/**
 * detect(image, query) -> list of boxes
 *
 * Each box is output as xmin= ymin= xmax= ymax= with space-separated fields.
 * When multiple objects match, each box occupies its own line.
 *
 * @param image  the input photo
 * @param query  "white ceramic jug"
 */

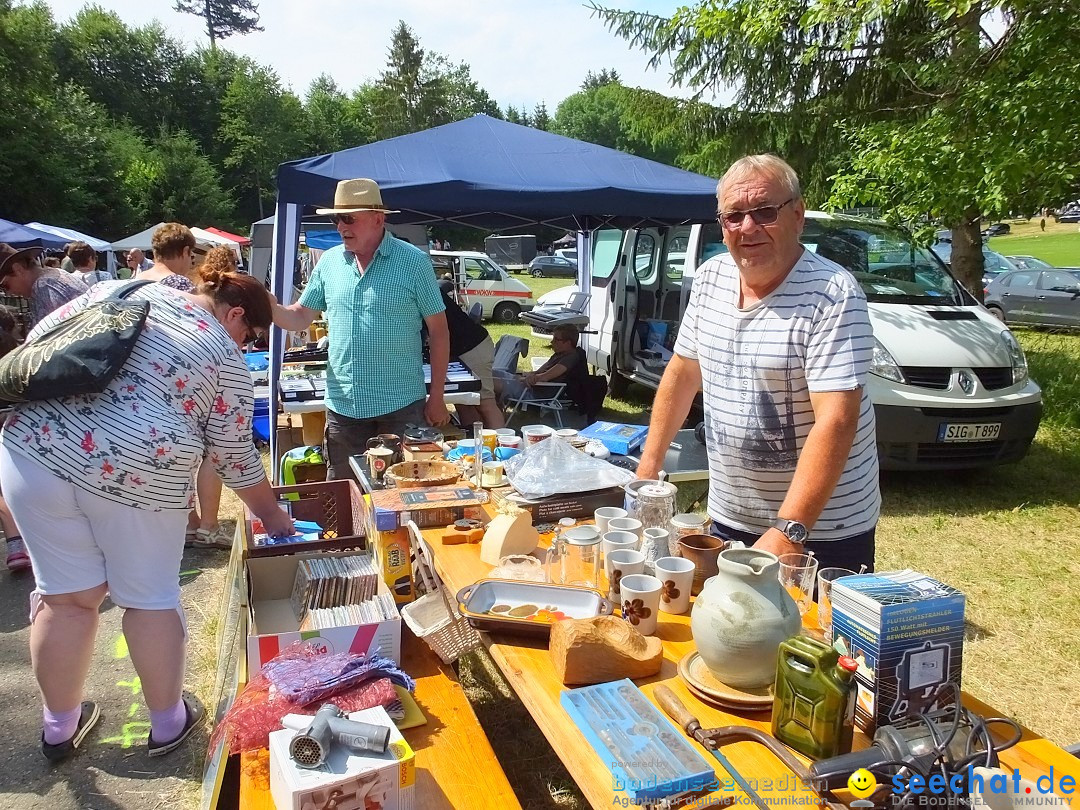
xmin=689 ymin=547 xmax=802 ymax=688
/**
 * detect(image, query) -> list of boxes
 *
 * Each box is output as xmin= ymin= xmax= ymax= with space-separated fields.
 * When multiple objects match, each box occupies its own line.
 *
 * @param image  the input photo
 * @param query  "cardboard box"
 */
xmin=830 ymin=570 xmax=965 ymax=733
xmin=578 ymin=421 xmax=649 ymax=455
xmin=246 ymin=551 xmax=401 ymax=671
xmin=366 ymin=485 xmax=486 ymax=532
xmin=270 ymin=705 xmax=414 ymax=810
xmin=367 ymin=526 xmax=415 ymax=606
xmin=501 ymin=486 xmax=626 ymax=522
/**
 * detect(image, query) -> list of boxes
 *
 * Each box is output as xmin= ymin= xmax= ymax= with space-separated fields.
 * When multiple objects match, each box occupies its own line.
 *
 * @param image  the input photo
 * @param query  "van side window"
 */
xmin=634 ymin=233 xmax=657 ymax=280
xmin=698 ymin=222 xmax=728 ymax=264
xmin=591 ymin=229 xmax=622 ymax=283
xmin=664 ymin=226 xmax=691 ymax=282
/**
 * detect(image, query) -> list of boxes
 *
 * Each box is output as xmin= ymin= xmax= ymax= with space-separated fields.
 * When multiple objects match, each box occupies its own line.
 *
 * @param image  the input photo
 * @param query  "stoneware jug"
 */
xmin=690 ymin=548 xmax=802 ymax=688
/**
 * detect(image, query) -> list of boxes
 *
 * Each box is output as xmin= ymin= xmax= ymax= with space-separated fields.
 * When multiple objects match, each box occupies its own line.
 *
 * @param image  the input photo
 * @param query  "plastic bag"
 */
xmin=503 ymin=436 xmax=634 ymax=500
xmin=209 ymin=641 xmax=409 ymax=754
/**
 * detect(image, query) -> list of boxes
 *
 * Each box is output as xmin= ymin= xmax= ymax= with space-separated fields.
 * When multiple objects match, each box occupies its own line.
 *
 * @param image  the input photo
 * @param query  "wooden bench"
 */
xmin=238 ymin=628 xmax=521 ymax=809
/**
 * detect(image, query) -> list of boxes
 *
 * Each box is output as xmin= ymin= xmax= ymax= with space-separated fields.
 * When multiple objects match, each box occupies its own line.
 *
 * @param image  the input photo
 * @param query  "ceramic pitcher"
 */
xmin=689 ymin=548 xmax=802 ymax=688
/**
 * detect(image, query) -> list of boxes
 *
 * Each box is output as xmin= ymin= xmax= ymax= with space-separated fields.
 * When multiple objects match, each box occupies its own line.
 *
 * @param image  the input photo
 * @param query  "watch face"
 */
xmin=786 ymin=521 xmax=809 ymax=544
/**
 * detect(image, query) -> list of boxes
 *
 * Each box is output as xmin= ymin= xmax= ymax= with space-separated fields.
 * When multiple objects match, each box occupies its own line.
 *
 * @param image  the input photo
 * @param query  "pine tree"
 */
xmin=173 ymin=0 xmax=262 ymax=49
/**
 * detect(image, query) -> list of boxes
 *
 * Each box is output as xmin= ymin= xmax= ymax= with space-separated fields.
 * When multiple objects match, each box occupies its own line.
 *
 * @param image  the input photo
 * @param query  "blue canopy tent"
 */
xmin=0 ymin=218 xmax=70 ymax=249
xmin=25 ymin=222 xmax=118 ymax=275
xmin=267 ymin=114 xmax=718 ymax=472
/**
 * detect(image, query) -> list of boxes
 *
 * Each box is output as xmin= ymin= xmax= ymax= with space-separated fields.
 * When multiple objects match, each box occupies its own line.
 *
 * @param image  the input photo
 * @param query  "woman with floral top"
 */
xmin=0 ymin=267 xmax=293 ymax=763
xmin=135 ymin=222 xmax=201 ymax=291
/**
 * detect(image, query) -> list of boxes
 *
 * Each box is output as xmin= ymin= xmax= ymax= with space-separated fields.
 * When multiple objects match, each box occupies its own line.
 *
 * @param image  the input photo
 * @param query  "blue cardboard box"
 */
xmin=579 ymin=421 xmax=649 ymax=455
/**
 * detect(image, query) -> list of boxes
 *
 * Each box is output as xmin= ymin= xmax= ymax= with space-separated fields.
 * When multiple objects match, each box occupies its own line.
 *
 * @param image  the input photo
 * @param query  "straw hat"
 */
xmin=316 ymin=178 xmax=400 ymax=215
xmin=0 ymin=243 xmax=44 ymax=276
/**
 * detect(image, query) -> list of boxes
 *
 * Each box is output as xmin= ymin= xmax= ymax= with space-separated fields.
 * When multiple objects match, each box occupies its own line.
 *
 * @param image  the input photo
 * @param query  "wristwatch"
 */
xmin=772 ymin=518 xmax=810 ymax=547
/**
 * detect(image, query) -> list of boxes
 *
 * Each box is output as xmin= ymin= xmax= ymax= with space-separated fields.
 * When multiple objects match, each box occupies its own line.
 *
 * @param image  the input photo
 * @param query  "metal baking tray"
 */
xmin=456 ymin=579 xmax=613 ymax=637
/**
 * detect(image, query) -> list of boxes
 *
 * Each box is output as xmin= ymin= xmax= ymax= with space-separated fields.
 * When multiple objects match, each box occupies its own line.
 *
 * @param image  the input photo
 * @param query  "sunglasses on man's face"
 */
xmin=717 ymin=198 xmax=795 ymax=231
xmin=330 ymin=213 xmax=357 ymax=225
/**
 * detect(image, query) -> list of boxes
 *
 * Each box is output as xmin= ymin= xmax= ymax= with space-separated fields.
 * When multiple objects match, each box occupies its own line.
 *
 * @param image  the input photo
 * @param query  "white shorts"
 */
xmin=0 ymin=443 xmax=188 ymax=611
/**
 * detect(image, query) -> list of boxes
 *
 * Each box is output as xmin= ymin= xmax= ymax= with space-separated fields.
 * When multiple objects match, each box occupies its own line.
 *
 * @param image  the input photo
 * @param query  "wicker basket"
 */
xmin=385 ymin=460 xmax=460 ymax=489
xmin=402 ymin=520 xmax=482 ymax=664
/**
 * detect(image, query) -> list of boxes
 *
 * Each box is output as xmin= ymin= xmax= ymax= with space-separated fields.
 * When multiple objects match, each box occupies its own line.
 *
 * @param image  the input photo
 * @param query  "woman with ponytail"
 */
xmin=0 ymin=268 xmax=292 ymax=762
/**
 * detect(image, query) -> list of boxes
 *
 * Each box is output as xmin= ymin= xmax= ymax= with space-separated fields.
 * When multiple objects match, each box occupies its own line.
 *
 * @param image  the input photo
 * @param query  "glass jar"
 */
xmin=629 ymin=481 xmax=677 ymax=567
xmin=546 ymin=525 xmax=601 ymax=589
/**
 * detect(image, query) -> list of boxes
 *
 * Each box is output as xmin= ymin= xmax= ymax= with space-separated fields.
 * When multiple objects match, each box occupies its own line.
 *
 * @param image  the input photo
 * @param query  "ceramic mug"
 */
xmin=608 ymin=517 xmax=643 ymax=543
xmin=620 ymin=573 xmax=662 ymax=635
xmin=594 ymin=506 xmax=628 ymax=561
xmin=482 ymin=461 xmax=504 ymax=487
xmin=654 ymin=556 xmax=695 ymax=615
xmin=481 ymin=429 xmax=499 ymax=453
xmin=365 ymin=445 xmax=394 ymax=481
xmin=606 ymin=548 xmax=645 ymax=602
xmin=521 ymin=425 xmax=552 ymax=444
xmin=497 ymin=435 xmax=522 ymax=449
xmin=602 ymin=530 xmax=639 ymax=584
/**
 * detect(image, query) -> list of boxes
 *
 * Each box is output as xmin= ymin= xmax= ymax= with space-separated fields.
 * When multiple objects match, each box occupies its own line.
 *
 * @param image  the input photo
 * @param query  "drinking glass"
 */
xmin=777 ymin=552 xmax=819 ymax=617
xmin=816 ymin=567 xmax=857 ymax=643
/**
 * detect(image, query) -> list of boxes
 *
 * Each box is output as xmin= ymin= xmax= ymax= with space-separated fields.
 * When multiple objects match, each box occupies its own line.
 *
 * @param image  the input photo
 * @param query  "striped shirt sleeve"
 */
xmin=804 ymin=276 xmax=873 ymax=392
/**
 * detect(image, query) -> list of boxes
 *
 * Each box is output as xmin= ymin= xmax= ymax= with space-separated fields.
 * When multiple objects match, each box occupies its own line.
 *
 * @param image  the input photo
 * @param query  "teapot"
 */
xmin=689 ymin=548 xmax=801 ymax=688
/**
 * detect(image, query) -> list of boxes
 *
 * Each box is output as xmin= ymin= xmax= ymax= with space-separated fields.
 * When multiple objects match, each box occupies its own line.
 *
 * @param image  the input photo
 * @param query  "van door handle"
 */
xmin=1037 ymin=295 xmax=1047 ymax=300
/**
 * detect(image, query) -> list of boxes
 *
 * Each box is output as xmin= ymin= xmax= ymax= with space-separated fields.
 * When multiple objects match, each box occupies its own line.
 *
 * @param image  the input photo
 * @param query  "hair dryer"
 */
xmin=288 ymin=703 xmax=391 ymax=769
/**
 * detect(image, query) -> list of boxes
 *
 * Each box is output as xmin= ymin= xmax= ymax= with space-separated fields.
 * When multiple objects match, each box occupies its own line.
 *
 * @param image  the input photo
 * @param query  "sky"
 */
xmin=41 ymin=0 xmax=718 ymax=111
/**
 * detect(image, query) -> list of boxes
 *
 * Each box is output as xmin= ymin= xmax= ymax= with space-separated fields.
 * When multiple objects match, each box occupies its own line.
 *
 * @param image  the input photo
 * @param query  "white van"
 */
xmin=430 ymin=250 xmax=535 ymax=323
xmin=575 ymin=214 xmax=1043 ymax=470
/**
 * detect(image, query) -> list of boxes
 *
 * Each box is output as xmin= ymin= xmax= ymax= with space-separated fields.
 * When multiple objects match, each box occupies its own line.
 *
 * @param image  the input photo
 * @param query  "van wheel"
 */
xmin=987 ymin=305 xmax=1006 ymax=323
xmin=493 ymin=302 xmax=519 ymax=323
xmin=607 ymin=369 xmax=630 ymax=398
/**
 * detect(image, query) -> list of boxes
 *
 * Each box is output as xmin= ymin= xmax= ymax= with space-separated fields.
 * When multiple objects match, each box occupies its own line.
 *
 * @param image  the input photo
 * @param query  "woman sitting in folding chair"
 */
xmin=496 ymin=324 xmax=582 ymax=424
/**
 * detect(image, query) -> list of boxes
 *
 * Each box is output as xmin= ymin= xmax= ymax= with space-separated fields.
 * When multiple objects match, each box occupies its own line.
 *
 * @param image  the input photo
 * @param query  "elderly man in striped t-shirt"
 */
xmin=636 ymin=155 xmax=880 ymax=573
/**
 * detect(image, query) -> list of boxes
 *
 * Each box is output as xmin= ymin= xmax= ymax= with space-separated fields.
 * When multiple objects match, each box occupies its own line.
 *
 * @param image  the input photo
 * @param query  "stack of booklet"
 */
xmin=289 ymin=554 xmax=384 ymax=629
xmin=301 ymin=593 xmax=399 ymax=631
xmin=829 ymin=569 xmax=965 ymax=732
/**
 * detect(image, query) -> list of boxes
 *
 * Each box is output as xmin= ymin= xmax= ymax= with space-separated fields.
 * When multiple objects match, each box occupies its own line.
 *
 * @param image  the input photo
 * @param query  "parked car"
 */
xmin=931 ymin=241 xmax=1018 ymax=288
xmin=982 ymin=223 xmax=1011 ymax=237
xmin=984 ymin=269 xmax=1080 ymax=329
xmin=1006 ymin=256 xmax=1054 ymax=272
xmin=553 ymin=248 xmax=577 ymax=262
xmin=528 ymin=255 xmax=577 ymax=278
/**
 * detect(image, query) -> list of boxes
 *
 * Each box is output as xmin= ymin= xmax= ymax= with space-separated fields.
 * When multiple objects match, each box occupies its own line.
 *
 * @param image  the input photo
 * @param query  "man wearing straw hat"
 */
xmin=269 ymin=179 xmax=450 ymax=480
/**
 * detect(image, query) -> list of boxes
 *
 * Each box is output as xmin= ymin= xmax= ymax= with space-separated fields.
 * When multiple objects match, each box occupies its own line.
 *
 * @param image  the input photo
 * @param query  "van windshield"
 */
xmin=802 ymin=218 xmax=964 ymax=304
xmin=698 ymin=219 xmax=964 ymax=304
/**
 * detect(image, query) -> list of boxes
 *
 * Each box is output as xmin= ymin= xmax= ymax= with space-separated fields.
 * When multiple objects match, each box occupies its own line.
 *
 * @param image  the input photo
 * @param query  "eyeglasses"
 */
xmin=330 ymin=213 xmax=356 ymax=225
xmin=717 ymin=198 xmax=795 ymax=230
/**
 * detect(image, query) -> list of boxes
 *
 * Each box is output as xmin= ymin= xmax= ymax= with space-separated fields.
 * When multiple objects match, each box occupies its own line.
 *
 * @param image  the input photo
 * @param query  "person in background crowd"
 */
xmin=269 ymin=178 xmax=450 ymax=480
xmin=0 ymin=244 xmax=88 ymax=327
xmin=0 ymin=267 xmax=292 ymax=762
xmin=435 ymin=278 xmax=505 ymax=428
xmin=185 ymin=245 xmax=240 ymax=548
xmin=125 ymin=248 xmax=152 ymax=276
xmin=137 ymin=224 xmax=199 ymax=291
xmin=42 ymin=257 xmax=62 ymax=269
xmin=69 ymin=241 xmax=111 ymax=287
xmin=61 ymin=244 xmax=75 ymax=273
xmin=635 ymin=154 xmax=879 ymax=574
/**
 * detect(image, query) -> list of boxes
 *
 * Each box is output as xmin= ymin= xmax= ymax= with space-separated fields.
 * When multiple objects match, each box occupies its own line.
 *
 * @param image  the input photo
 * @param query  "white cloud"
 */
xmin=41 ymin=0 xmax=719 ymax=110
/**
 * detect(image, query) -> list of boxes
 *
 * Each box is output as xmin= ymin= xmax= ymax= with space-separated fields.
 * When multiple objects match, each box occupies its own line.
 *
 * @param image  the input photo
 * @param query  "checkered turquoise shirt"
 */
xmin=298 ymin=231 xmax=444 ymax=419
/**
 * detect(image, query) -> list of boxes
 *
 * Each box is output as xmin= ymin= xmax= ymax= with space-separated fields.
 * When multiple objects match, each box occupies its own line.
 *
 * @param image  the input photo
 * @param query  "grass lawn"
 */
xmin=990 ymin=218 xmax=1080 ymax=266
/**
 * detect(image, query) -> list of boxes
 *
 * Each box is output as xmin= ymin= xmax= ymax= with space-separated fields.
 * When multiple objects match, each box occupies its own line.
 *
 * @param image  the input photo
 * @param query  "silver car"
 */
xmin=985 ymin=269 xmax=1080 ymax=328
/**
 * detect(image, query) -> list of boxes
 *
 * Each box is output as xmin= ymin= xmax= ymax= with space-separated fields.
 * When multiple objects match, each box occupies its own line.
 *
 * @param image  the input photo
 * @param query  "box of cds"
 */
xmin=246 ymin=550 xmax=401 ymax=671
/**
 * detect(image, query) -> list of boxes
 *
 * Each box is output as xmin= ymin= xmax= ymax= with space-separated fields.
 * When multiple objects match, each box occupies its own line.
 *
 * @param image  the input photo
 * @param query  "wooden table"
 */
xmin=238 ymin=628 xmax=522 ymax=809
xmin=423 ymin=515 xmax=1080 ymax=808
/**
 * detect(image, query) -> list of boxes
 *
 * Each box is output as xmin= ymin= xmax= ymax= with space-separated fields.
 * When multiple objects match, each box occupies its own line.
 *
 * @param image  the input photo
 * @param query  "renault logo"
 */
xmin=957 ymin=369 xmax=976 ymax=396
